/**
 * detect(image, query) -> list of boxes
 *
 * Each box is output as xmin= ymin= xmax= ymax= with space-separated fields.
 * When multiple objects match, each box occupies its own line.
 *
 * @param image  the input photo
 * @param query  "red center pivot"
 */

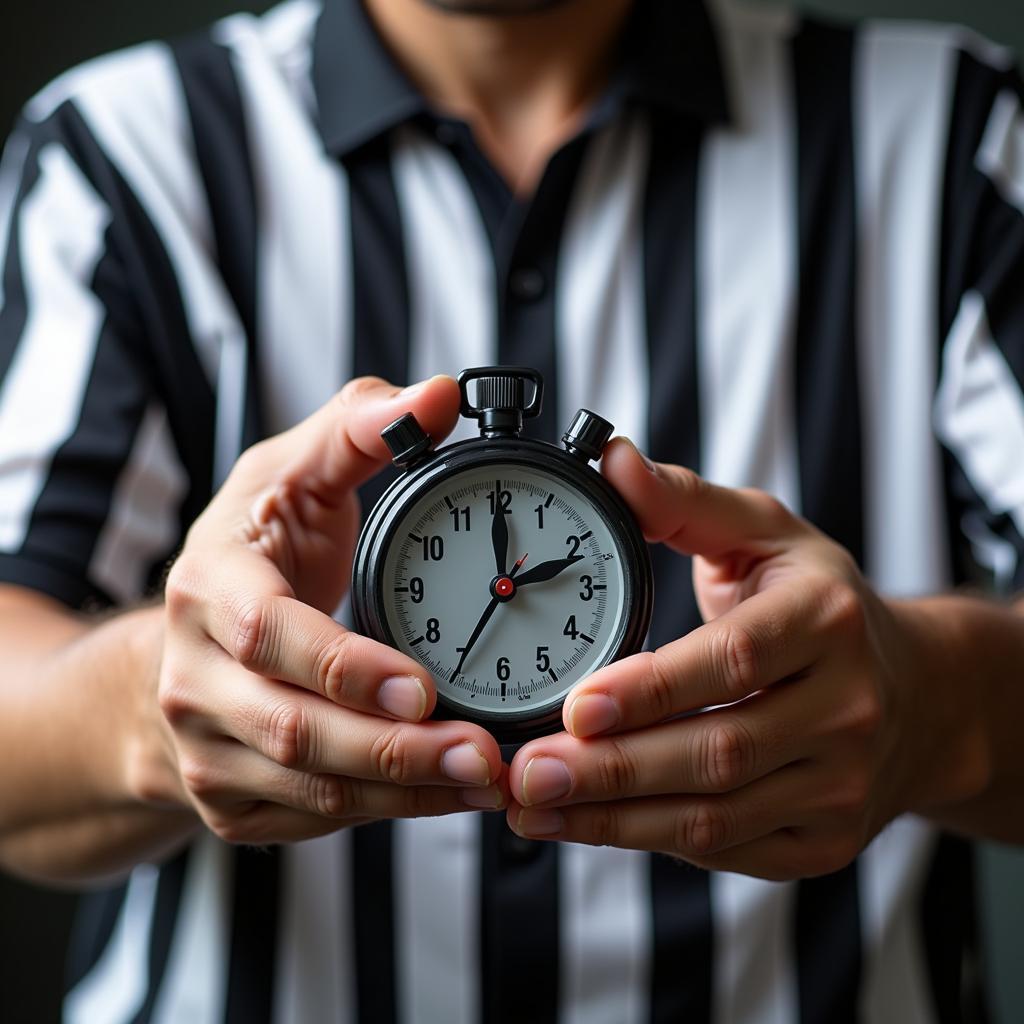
xmin=494 ymin=576 xmax=515 ymax=598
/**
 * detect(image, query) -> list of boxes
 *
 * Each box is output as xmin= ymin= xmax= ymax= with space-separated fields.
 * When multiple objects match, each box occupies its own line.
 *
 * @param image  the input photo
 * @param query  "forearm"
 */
xmin=0 ymin=588 xmax=197 ymax=883
xmin=893 ymin=591 xmax=1024 ymax=842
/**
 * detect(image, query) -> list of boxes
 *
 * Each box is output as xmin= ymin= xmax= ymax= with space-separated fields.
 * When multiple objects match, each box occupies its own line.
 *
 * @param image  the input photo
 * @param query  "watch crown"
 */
xmin=381 ymin=413 xmax=433 ymax=469
xmin=562 ymin=409 xmax=614 ymax=463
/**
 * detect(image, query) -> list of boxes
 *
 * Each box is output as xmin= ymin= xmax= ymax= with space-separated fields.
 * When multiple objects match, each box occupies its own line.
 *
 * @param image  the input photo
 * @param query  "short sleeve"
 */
xmin=935 ymin=52 xmax=1024 ymax=595
xmin=0 ymin=106 xmax=188 ymax=609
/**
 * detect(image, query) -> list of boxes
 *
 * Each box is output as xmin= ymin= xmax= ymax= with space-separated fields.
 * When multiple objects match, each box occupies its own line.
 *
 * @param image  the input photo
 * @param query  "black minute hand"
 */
xmin=450 ymin=554 xmax=527 ymax=682
xmin=514 ymin=555 xmax=584 ymax=588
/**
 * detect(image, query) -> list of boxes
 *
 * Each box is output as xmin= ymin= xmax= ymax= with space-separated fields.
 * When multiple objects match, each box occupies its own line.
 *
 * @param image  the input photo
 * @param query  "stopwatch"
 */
xmin=351 ymin=367 xmax=653 ymax=743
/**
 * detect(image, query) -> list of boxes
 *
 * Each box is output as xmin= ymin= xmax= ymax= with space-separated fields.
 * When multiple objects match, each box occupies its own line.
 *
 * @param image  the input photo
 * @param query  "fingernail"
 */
xmin=522 ymin=756 xmax=572 ymax=806
xmin=442 ymin=742 xmax=491 ymax=785
xmin=568 ymin=693 xmax=620 ymax=738
xmin=516 ymin=808 xmax=564 ymax=837
xmin=378 ymin=676 xmax=427 ymax=721
xmin=461 ymin=785 xmax=505 ymax=810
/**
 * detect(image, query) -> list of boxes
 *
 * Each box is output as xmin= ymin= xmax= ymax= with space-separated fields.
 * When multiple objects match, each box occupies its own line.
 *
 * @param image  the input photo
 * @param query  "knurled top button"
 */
xmin=509 ymin=266 xmax=546 ymax=302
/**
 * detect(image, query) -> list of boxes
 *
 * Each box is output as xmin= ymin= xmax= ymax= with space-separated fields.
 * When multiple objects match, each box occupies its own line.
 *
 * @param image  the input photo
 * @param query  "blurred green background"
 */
xmin=1 ymin=1 xmax=1023 ymax=1021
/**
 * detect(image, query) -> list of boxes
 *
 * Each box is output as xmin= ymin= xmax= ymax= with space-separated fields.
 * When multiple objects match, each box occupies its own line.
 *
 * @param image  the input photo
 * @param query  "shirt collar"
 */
xmin=311 ymin=0 xmax=732 ymax=158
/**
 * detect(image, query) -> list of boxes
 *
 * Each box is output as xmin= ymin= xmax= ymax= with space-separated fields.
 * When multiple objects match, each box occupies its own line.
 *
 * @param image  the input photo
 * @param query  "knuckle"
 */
xmin=712 ymin=622 xmax=760 ymax=700
xmin=229 ymin=597 xmax=274 ymax=670
xmin=404 ymin=783 xmax=444 ymax=819
xmin=743 ymin=488 xmax=792 ymax=529
xmin=369 ymin=725 xmax=416 ymax=785
xmin=261 ymin=699 xmax=313 ymax=770
xmin=673 ymin=801 xmax=731 ymax=857
xmin=595 ymin=739 xmax=640 ymax=799
xmin=231 ymin=440 xmax=274 ymax=481
xmin=207 ymin=810 xmax=254 ymax=846
xmin=699 ymin=720 xmax=751 ymax=791
xmin=585 ymin=803 xmax=621 ymax=848
xmin=316 ymin=631 xmax=355 ymax=704
xmin=638 ymin=651 xmax=678 ymax=722
xmin=673 ymin=465 xmax=710 ymax=502
xmin=179 ymin=756 xmax=219 ymax=800
xmin=821 ymin=580 xmax=866 ymax=639
xmin=850 ymin=688 xmax=883 ymax=738
xmin=157 ymin=670 xmax=197 ymax=727
xmin=164 ymin=555 xmax=204 ymax=622
xmin=303 ymin=773 xmax=347 ymax=818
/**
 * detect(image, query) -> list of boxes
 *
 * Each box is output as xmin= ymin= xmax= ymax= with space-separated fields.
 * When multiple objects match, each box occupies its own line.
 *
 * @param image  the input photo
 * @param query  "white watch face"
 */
xmin=381 ymin=463 xmax=628 ymax=719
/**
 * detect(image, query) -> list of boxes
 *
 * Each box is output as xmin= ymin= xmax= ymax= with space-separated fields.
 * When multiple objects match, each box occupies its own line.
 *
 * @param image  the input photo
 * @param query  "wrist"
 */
xmin=111 ymin=604 xmax=191 ymax=811
xmin=883 ymin=594 xmax=997 ymax=819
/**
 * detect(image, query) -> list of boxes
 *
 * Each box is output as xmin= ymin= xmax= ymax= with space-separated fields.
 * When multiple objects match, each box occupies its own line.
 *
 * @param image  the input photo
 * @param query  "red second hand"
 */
xmin=512 ymin=553 xmax=528 ymax=575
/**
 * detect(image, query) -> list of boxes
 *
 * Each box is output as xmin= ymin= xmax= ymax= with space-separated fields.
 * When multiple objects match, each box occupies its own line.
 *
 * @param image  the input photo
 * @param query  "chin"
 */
xmin=418 ymin=0 xmax=575 ymax=14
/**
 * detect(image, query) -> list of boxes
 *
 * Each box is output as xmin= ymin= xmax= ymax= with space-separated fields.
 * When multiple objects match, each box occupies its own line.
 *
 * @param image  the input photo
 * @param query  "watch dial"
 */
xmin=381 ymin=463 xmax=628 ymax=720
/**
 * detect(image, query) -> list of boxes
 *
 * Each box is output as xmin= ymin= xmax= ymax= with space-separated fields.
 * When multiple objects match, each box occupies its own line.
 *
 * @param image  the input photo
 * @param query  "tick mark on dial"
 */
xmin=443 ymin=495 xmax=454 ymax=510
xmin=580 ymin=634 xmax=595 ymax=644
xmin=409 ymin=532 xmax=423 ymax=543
xmin=548 ymin=668 xmax=559 ymax=683
xmin=579 ymin=530 xmax=592 ymax=541
xmin=410 ymin=634 xmax=425 ymax=646
xmin=544 ymin=493 xmax=555 ymax=508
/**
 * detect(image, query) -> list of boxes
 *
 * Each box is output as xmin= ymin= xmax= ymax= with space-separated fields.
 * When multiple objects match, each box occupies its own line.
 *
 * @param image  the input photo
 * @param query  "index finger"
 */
xmin=169 ymin=550 xmax=435 ymax=722
xmin=563 ymin=579 xmax=828 ymax=737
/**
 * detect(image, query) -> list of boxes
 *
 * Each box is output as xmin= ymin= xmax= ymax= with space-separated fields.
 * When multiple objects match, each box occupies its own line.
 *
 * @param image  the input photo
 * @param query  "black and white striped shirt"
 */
xmin=1 ymin=0 xmax=1022 ymax=1020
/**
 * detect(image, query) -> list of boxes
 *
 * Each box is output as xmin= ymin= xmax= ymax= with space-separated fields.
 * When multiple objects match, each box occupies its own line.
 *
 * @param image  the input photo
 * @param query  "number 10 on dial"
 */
xmin=351 ymin=368 xmax=653 ymax=743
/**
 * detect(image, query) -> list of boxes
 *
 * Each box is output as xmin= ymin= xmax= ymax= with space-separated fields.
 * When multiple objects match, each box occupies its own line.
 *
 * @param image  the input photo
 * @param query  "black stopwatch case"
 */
xmin=352 ymin=439 xmax=653 ymax=742
xmin=351 ymin=372 xmax=654 ymax=744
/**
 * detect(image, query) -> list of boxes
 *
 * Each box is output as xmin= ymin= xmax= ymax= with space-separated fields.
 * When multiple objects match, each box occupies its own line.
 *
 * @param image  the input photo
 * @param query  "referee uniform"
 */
xmin=1 ymin=0 xmax=1022 ymax=1020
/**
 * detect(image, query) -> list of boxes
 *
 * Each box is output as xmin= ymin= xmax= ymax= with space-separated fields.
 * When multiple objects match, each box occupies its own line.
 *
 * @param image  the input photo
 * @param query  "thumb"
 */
xmin=601 ymin=437 xmax=807 ymax=561
xmin=239 ymin=374 xmax=462 ymax=499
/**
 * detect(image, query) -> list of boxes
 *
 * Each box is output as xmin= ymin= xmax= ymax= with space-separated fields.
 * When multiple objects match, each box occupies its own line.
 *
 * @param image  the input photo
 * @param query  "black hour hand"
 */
xmin=514 ymin=555 xmax=584 ymax=588
xmin=491 ymin=504 xmax=509 ymax=576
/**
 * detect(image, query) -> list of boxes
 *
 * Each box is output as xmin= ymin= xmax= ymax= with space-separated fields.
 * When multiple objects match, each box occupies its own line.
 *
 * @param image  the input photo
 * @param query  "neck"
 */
xmin=363 ymin=0 xmax=633 ymax=194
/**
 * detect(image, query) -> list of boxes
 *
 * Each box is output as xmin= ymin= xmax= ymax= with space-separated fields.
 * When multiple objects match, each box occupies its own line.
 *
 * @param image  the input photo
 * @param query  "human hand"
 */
xmin=506 ymin=439 xmax=987 ymax=879
xmin=152 ymin=376 xmax=507 ymax=845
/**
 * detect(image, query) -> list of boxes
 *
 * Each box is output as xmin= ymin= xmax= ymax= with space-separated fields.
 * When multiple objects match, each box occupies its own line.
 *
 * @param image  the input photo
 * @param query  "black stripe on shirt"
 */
xmin=224 ymin=846 xmax=281 ymax=1024
xmin=132 ymin=848 xmax=190 ymax=1024
xmin=792 ymin=17 xmax=863 ymax=566
xmin=348 ymin=137 xmax=412 ymax=518
xmin=0 ymin=125 xmax=41 ymax=388
xmin=643 ymin=112 xmax=713 ymax=1024
xmin=64 ymin=884 xmax=128 ymax=995
xmin=480 ymin=815 xmax=560 ymax=1024
xmin=172 ymin=31 xmax=264 ymax=452
xmin=352 ymin=822 xmax=398 ymax=1024
xmin=791 ymin=21 xmax=864 ymax=1024
xmin=53 ymin=100 xmax=216 ymax=540
xmin=921 ymin=834 xmax=989 ymax=1024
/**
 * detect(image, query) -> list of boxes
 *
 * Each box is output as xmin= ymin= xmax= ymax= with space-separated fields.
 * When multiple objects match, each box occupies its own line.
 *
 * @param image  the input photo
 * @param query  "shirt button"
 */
xmin=509 ymin=266 xmax=546 ymax=302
